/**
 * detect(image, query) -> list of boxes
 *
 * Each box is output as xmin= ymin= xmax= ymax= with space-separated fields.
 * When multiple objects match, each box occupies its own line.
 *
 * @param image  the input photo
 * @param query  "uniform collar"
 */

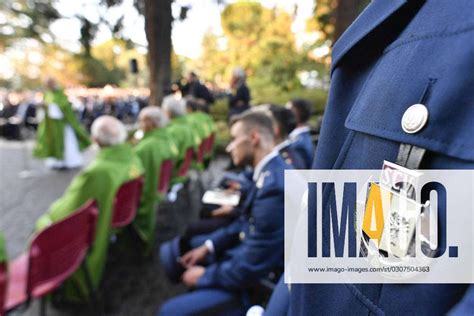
xmin=253 ymin=149 xmax=278 ymax=182
xmin=331 ymin=0 xmax=407 ymax=75
xmin=274 ymin=139 xmax=291 ymax=152
xmin=289 ymin=126 xmax=311 ymax=140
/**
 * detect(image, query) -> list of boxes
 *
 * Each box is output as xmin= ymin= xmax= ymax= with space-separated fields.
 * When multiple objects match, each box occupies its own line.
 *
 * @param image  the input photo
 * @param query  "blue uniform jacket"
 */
xmin=289 ymin=130 xmax=314 ymax=169
xmin=291 ymin=0 xmax=474 ymax=315
xmin=197 ymin=155 xmax=291 ymax=290
xmin=280 ymin=142 xmax=307 ymax=170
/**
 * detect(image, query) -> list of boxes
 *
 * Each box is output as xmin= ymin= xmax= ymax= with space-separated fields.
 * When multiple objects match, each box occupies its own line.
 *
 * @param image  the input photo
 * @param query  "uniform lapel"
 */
xmin=240 ymin=182 xmax=258 ymax=216
xmin=331 ymin=0 xmax=407 ymax=74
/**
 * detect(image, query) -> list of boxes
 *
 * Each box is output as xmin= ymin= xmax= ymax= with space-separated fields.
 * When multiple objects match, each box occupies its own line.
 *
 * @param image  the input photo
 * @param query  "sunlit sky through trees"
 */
xmin=50 ymin=0 xmax=314 ymax=59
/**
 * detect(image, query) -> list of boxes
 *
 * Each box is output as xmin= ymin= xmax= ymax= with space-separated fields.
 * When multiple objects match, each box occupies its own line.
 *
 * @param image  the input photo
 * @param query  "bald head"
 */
xmin=91 ymin=116 xmax=127 ymax=147
xmin=138 ymin=106 xmax=167 ymax=132
xmin=162 ymin=97 xmax=186 ymax=119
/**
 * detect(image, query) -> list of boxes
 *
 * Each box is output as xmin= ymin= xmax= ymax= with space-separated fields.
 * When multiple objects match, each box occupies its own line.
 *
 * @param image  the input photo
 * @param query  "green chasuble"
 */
xmin=186 ymin=113 xmax=209 ymax=170
xmin=0 ymin=232 xmax=6 ymax=264
xmin=35 ymin=143 xmax=144 ymax=302
xmin=165 ymin=115 xmax=199 ymax=182
xmin=186 ymin=113 xmax=208 ymax=143
xmin=133 ymin=128 xmax=178 ymax=247
xmin=34 ymin=89 xmax=91 ymax=159
xmin=194 ymin=112 xmax=216 ymax=159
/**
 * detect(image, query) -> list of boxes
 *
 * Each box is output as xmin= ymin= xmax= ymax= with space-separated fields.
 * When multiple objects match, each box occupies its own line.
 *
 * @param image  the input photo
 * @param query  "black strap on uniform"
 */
xmin=396 ymin=143 xmax=426 ymax=169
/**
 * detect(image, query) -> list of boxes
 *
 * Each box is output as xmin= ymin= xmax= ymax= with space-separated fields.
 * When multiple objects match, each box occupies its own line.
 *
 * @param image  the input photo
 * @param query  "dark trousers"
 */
xmin=158 ymin=288 xmax=244 ymax=316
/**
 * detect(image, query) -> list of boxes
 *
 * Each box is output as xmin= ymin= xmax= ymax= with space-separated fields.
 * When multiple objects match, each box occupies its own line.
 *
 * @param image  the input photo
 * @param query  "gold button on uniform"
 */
xmin=401 ymin=103 xmax=429 ymax=134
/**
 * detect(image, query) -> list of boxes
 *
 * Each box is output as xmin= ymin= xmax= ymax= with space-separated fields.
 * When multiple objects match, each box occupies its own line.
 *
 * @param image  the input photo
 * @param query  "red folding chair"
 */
xmin=158 ymin=159 xmax=174 ymax=195
xmin=177 ymin=148 xmax=194 ymax=177
xmin=205 ymin=133 xmax=215 ymax=156
xmin=0 ymin=260 xmax=6 ymax=316
xmin=196 ymin=141 xmax=206 ymax=164
xmin=4 ymin=200 xmax=98 ymax=315
xmin=111 ymin=177 xmax=144 ymax=229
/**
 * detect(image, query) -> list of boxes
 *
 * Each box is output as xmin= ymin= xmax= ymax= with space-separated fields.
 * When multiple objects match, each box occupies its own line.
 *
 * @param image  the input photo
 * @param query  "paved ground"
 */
xmin=0 ymin=138 xmax=230 ymax=315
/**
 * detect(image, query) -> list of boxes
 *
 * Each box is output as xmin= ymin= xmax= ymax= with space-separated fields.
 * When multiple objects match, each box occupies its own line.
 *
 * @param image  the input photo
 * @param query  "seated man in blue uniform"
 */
xmin=267 ymin=104 xmax=306 ymax=169
xmin=159 ymin=110 xmax=291 ymax=315
xmin=219 ymin=103 xmax=305 ymax=199
xmin=287 ymin=0 xmax=474 ymax=315
xmin=286 ymin=99 xmax=315 ymax=168
xmin=175 ymin=105 xmax=302 ymax=254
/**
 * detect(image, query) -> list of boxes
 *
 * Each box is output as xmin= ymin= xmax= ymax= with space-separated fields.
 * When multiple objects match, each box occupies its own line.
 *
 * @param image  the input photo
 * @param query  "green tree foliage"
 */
xmin=79 ymin=16 xmax=98 ymax=57
xmin=198 ymin=2 xmax=311 ymax=93
xmin=309 ymin=0 xmax=369 ymax=44
xmin=0 ymin=0 xmax=60 ymax=51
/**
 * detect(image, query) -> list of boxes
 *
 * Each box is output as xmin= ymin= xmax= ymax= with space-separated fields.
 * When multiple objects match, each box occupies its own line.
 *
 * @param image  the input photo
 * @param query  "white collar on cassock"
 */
xmin=289 ymin=126 xmax=311 ymax=140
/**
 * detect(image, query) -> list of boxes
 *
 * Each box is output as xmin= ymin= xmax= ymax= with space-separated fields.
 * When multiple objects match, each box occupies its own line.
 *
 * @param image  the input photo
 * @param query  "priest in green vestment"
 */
xmin=184 ymin=98 xmax=215 ymax=170
xmin=133 ymin=106 xmax=179 ymax=248
xmin=35 ymin=116 xmax=144 ymax=302
xmin=162 ymin=98 xmax=199 ymax=183
xmin=33 ymin=77 xmax=91 ymax=169
xmin=0 ymin=232 xmax=6 ymax=265
xmin=202 ymin=111 xmax=217 ymax=161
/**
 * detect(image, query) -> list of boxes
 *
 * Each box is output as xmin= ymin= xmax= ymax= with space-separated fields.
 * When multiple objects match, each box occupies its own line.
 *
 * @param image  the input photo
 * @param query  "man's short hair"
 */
xmin=289 ymin=99 xmax=312 ymax=124
xmin=268 ymin=104 xmax=296 ymax=138
xmin=230 ymin=109 xmax=274 ymax=143
xmin=91 ymin=115 xmax=127 ymax=146
xmin=162 ymin=97 xmax=186 ymax=118
xmin=139 ymin=106 xmax=167 ymax=128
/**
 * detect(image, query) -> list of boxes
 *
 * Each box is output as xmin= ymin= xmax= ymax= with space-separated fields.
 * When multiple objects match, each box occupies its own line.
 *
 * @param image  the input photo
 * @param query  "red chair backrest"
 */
xmin=158 ymin=159 xmax=174 ymax=194
xmin=196 ymin=141 xmax=206 ymax=163
xmin=205 ymin=133 xmax=215 ymax=155
xmin=112 ymin=177 xmax=143 ymax=228
xmin=0 ymin=262 xmax=6 ymax=316
xmin=26 ymin=200 xmax=98 ymax=298
xmin=177 ymin=148 xmax=194 ymax=177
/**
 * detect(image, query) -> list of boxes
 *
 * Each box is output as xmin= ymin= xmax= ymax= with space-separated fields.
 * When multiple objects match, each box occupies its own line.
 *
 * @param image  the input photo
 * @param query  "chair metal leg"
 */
xmin=81 ymin=263 xmax=104 ymax=316
xmin=39 ymin=297 xmax=46 ymax=316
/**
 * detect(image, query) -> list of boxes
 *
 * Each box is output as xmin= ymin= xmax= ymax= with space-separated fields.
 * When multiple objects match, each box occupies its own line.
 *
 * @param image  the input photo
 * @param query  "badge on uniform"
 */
xmin=360 ymin=161 xmax=431 ymax=258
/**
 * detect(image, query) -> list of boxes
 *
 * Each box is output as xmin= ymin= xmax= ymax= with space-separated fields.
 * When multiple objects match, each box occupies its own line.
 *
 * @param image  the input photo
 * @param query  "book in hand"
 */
xmin=202 ymin=189 xmax=241 ymax=206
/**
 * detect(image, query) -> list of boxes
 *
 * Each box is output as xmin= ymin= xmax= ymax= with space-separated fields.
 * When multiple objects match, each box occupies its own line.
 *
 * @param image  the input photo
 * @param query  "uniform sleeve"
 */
xmin=207 ymin=219 xmax=243 ymax=254
xmin=197 ymin=186 xmax=284 ymax=290
xmin=448 ymin=285 xmax=474 ymax=315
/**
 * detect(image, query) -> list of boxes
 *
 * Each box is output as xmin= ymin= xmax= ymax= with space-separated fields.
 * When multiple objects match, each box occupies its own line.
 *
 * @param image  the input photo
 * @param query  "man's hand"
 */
xmin=211 ymin=205 xmax=234 ymax=217
xmin=182 ymin=266 xmax=205 ymax=288
xmin=225 ymin=180 xmax=241 ymax=192
xmin=180 ymin=245 xmax=209 ymax=268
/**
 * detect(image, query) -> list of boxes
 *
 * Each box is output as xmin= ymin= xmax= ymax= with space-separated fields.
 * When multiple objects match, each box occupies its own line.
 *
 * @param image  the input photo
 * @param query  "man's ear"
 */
xmin=274 ymin=126 xmax=280 ymax=139
xmin=91 ymin=136 xmax=100 ymax=146
xmin=249 ymin=128 xmax=260 ymax=146
xmin=144 ymin=117 xmax=153 ymax=130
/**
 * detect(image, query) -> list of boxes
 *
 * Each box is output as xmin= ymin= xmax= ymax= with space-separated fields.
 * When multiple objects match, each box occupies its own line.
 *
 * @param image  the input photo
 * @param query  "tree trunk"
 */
xmin=144 ymin=0 xmax=172 ymax=106
xmin=333 ymin=0 xmax=366 ymax=42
